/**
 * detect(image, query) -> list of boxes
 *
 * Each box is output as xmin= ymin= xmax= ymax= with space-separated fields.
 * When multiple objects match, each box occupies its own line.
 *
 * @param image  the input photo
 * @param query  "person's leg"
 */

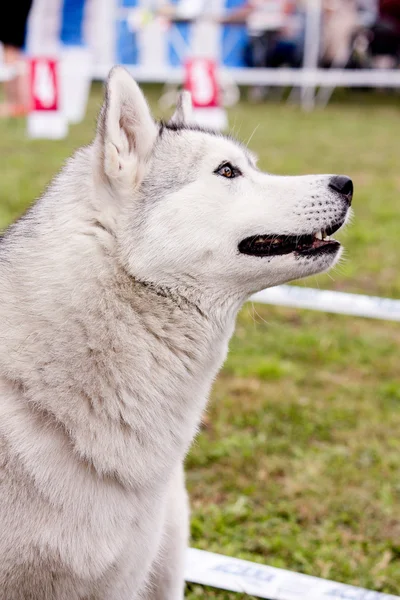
xmin=0 ymin=45 xmax=30 ymax=116
xmin=3 ymin=46 xmax=21 ymax=105
xmin=0 ymin=0 xmax=33 ymax=116
xmin=248 ymin=33 xmax=270 ymax=102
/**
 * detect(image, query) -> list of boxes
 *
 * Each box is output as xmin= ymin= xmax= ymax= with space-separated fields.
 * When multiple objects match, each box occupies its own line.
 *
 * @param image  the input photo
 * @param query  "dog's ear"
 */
xmin=96 ymin=67 xmax=157 ymax=183
xmin=169 ymin=90 xmax=193 ymax=125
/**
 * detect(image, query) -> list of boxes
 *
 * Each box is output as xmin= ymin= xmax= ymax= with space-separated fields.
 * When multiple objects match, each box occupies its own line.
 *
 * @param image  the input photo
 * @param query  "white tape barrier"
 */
xmin=186 ymin=548 xmax=399 ymax=600
xmin=250 ymin=286 xmax=400 ymax=322
xmin=91 ymin=65 xmax=400 ymax=89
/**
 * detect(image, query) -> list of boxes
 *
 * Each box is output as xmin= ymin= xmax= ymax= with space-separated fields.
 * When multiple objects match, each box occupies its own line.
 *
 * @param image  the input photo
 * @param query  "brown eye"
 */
xmin=215 ymin=162 xmax=241 ymax=179
xmin=221 ymin=165 xmax=233 ymax=178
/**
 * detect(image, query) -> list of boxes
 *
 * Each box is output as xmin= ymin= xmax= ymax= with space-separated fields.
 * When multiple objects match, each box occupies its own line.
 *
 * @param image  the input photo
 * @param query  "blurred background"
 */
xmin=1 ymin=1 xmax=400 ymax=598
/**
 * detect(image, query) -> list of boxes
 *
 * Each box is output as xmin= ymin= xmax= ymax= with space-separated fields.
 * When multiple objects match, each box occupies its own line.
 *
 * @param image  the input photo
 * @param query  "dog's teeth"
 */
xmin=326 ymin=235 xmax=331 ymax=241
xmin=315 ymin=231 xmax=323 ymax=240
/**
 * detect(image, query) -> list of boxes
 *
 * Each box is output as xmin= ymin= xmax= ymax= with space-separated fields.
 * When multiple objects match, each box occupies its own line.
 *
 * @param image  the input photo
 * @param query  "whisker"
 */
xmin=246 ymin=124 xmax=260 ymax=148
xmin=253 ymin=304 xmax=270 ymax=326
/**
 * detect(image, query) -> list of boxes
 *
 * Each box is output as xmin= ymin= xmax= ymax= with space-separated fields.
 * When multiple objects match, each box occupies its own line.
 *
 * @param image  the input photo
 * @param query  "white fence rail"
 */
xmin=251 ymin=286 xmax=400 ymax=322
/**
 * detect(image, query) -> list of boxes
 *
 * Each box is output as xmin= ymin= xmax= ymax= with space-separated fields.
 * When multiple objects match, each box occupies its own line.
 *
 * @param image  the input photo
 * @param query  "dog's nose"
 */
xmin=329 ymin=175 xmax=353 ymax=204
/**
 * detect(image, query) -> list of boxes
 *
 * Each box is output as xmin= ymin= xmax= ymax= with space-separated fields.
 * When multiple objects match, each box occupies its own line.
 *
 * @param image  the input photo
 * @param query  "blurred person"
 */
xmin=321 ymin=0 xmax=360 ymax=67
xmin=351 ymin=1 xmax=379 ymax=69
xmin=357 ymin=0 xmax=378 ymax=26
xmin=369 ymin=0 xmax=400 ymax=66
xmin=221 ymin=0 xmax=305 ymax=69
xmin=0 ymin=0 xmax=33 ymax=117
xmin=219 ymin=0 xmax=306 ymax=101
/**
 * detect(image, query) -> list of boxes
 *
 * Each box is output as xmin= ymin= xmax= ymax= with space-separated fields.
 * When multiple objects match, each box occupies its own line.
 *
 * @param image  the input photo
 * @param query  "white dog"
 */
xmin=0 ymin=67 xmax=353 ymax=599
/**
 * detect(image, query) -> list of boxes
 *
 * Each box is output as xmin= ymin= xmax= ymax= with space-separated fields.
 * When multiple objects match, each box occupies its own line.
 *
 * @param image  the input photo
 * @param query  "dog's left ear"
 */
xmin=169 ymin=90 xmax=193 ymax=125
xmin=96 ymin=66 xmax=157 ymax=183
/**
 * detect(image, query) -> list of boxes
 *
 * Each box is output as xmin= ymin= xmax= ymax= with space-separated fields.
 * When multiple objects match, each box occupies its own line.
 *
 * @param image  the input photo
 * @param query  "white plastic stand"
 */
xmin=191 ymin=106 xmax=228 ymax=130
xmin=60 ymin=46 xmax=92 ymax=125
xmin=27 ymin=112 xmax=68 ymax=139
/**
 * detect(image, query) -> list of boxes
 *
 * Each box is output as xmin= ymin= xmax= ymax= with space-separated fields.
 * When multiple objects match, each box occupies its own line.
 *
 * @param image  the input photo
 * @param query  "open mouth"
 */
xmin=238 ymin=222 xmax=343 ymax=258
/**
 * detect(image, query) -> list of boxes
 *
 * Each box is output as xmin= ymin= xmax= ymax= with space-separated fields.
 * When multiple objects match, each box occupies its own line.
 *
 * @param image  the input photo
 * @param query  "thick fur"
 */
xmin=0 ymin=67 xmax=352 ymax=599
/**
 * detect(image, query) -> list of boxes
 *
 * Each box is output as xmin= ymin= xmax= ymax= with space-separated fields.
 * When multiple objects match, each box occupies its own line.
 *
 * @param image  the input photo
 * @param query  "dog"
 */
xmin=0 ymin=67 xmax=353 ymax=599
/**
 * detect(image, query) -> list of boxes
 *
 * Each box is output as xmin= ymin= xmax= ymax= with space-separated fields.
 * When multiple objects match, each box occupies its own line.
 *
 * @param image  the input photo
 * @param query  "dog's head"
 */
xmin=95 ymin=68 xmax=353 ymax=303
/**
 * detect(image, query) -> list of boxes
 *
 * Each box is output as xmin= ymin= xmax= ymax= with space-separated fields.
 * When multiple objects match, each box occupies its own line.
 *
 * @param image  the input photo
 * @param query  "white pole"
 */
xmin=301 ymin=0 xmax=322 ymax=110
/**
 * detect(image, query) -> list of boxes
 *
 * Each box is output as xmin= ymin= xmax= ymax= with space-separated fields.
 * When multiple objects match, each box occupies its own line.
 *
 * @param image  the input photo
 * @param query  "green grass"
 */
xmin=1 ymin=84 xmax=399 ymax=598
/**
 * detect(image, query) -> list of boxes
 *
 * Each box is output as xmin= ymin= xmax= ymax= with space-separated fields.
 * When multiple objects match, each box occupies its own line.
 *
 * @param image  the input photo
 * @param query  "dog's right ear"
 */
xmin=96 ymin=67 xmax=157 ymax=184
xmin=169 ymin=90 xmax=193 ymax=125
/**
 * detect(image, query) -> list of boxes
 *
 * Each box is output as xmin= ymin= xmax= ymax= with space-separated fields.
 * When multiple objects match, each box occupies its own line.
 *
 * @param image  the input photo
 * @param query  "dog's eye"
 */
xmin=215 ymin=162 xmax=241 ymax=179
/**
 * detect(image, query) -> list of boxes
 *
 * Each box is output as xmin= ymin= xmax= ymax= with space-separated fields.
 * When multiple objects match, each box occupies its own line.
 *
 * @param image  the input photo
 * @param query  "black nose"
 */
xmin=329 ymin=175 xmax=353 ymax=204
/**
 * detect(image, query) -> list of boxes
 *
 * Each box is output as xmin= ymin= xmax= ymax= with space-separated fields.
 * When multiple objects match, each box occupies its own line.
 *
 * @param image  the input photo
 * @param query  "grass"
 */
xmin=1 ymin=84 xmax=399 ymax=598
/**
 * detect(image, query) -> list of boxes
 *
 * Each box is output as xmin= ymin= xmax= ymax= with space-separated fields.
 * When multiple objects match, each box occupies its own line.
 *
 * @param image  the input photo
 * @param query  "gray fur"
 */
xmin=0 ymin=68 xmax=351 ymax=599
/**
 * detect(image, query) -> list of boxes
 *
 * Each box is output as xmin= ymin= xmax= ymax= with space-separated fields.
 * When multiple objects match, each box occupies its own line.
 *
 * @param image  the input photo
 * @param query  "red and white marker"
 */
xmin=184 ymin=58 xmax=227 ymax=130
xmin=27 ymin=58 xmax=68 ymax=139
